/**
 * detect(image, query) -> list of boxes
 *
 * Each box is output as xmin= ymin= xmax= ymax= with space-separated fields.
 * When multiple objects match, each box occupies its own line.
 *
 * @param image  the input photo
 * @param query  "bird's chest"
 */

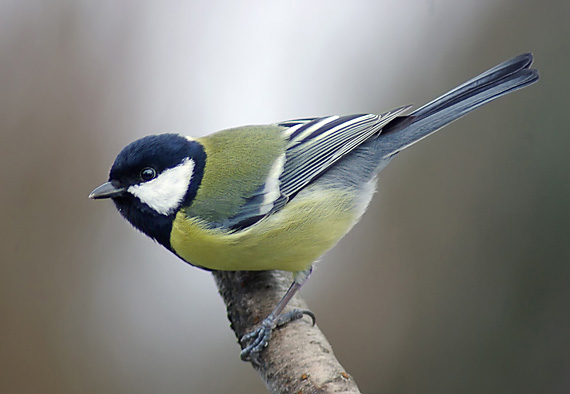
xmin=169 ymin=188 xmax=361 ymax=272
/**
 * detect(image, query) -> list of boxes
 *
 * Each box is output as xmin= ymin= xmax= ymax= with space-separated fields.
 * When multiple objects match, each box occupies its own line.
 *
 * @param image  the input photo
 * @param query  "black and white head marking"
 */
xmin=107 ymin=133 xmax=206 ymax=248
xmin=127 ymin=157 xmax=195 ymax=215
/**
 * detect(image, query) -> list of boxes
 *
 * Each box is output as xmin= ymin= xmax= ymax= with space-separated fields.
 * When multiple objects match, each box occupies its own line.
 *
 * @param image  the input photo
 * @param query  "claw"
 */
xmin=276 ymin=308 xmax=316 ymax=327
xmin=240 ymin=316 xmax=276 ymax=362
xmin=239 ymin=308 xmax=315 ymax=363
xmin=240 ymin=321 xmax=274 ymax=348
xmin=239 ymin=272 xmax=314 ymax=364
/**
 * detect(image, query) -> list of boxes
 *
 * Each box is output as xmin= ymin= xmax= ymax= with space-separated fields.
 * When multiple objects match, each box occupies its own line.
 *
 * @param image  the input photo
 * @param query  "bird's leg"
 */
xmin=240 ymin=268 xmax=315 ymax=364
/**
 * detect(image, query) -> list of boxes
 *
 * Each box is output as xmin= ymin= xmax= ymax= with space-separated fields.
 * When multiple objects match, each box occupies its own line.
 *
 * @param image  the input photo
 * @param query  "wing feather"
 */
xmin=279 ymin=106 xmax=410 ymax=197
xmin=225 ymin=106 xmax=411 ymax=230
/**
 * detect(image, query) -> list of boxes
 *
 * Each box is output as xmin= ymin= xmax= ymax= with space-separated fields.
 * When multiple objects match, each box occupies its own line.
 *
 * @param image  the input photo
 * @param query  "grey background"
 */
xmin=1 ymin=1 xmax=568 ymax=393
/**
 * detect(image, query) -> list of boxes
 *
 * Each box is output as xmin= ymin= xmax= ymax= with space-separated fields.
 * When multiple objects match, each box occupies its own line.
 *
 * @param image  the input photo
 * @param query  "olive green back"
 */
xmin=186 ymin=125 xmax=287 ymax=224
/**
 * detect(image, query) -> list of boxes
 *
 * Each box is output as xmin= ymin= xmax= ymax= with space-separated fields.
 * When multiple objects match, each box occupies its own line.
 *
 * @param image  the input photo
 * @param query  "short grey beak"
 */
xmin=89 ymin=182 xmax=126 ymax=199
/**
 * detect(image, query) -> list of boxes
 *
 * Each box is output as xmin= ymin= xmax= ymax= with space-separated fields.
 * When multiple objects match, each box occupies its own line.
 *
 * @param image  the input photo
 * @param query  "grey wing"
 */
xmin=224 ymin=106 xmax=410 ymax=230
xmin=278 ymin=106 xmax=410 ymax=197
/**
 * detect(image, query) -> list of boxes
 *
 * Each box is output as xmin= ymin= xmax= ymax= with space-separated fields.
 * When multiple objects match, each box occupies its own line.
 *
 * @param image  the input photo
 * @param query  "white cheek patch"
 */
xmin=128 ymin=158 xmax=195 ymax=216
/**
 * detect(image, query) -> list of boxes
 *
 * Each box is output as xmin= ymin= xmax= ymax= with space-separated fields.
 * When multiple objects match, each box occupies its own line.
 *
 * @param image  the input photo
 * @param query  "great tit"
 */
xmin=90 ymin=53 xmax=538 ymax=362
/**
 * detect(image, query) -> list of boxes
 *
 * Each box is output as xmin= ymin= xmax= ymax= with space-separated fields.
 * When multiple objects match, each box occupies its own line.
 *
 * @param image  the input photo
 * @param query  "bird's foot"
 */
xmin=240 ymin=308 xmax=316 ymax=365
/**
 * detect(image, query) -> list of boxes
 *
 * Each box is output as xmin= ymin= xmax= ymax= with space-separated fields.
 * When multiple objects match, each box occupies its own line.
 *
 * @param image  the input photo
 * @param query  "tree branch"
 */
xmin=212 ymin=270 xmax=361 ymax=394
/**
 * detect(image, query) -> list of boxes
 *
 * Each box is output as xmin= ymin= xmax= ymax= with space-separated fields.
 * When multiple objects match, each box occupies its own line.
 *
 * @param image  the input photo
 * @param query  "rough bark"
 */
xmin=212 ymin=270 xmax=361 ymax=394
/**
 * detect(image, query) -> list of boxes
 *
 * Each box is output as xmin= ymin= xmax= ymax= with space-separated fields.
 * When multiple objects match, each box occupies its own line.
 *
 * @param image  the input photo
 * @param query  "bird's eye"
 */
xmin=140 ymin=167 xmax=157 ymax=181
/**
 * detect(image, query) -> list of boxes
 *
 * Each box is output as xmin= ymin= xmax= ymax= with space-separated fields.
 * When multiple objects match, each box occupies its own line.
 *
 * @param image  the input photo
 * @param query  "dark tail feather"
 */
xmin=378 ymin=53 xmax=539 ymax=157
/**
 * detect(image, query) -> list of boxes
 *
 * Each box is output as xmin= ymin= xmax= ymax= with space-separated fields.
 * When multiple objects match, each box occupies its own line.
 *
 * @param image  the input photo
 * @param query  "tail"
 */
xmin=378 ymin=53 xmax=539 ymax=157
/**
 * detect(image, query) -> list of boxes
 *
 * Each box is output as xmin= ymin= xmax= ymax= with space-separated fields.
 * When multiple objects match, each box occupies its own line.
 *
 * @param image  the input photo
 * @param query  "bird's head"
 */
xmin=89 ymin=133 xmax=206 ymax=247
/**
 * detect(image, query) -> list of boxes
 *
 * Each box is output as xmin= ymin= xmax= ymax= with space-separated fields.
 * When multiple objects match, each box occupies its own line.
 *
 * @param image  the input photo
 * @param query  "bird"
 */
xmin=90 ymin=53 xmax=539 ymax=363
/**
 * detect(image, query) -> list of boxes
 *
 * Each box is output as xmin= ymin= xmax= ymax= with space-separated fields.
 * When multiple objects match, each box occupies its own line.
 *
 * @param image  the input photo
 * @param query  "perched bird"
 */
xmin=90 ymin=53 xmax=539 ymax=362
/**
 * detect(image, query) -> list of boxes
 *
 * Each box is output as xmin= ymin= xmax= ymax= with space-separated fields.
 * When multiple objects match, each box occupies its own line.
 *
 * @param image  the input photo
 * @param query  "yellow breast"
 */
xmin=170 ymin=187 xmax=359 ymax=272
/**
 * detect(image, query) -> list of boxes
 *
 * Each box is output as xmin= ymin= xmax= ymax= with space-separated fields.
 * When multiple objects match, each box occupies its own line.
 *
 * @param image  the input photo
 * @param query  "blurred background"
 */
xmin=1 ymin=0 xmax=568 ymax=393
